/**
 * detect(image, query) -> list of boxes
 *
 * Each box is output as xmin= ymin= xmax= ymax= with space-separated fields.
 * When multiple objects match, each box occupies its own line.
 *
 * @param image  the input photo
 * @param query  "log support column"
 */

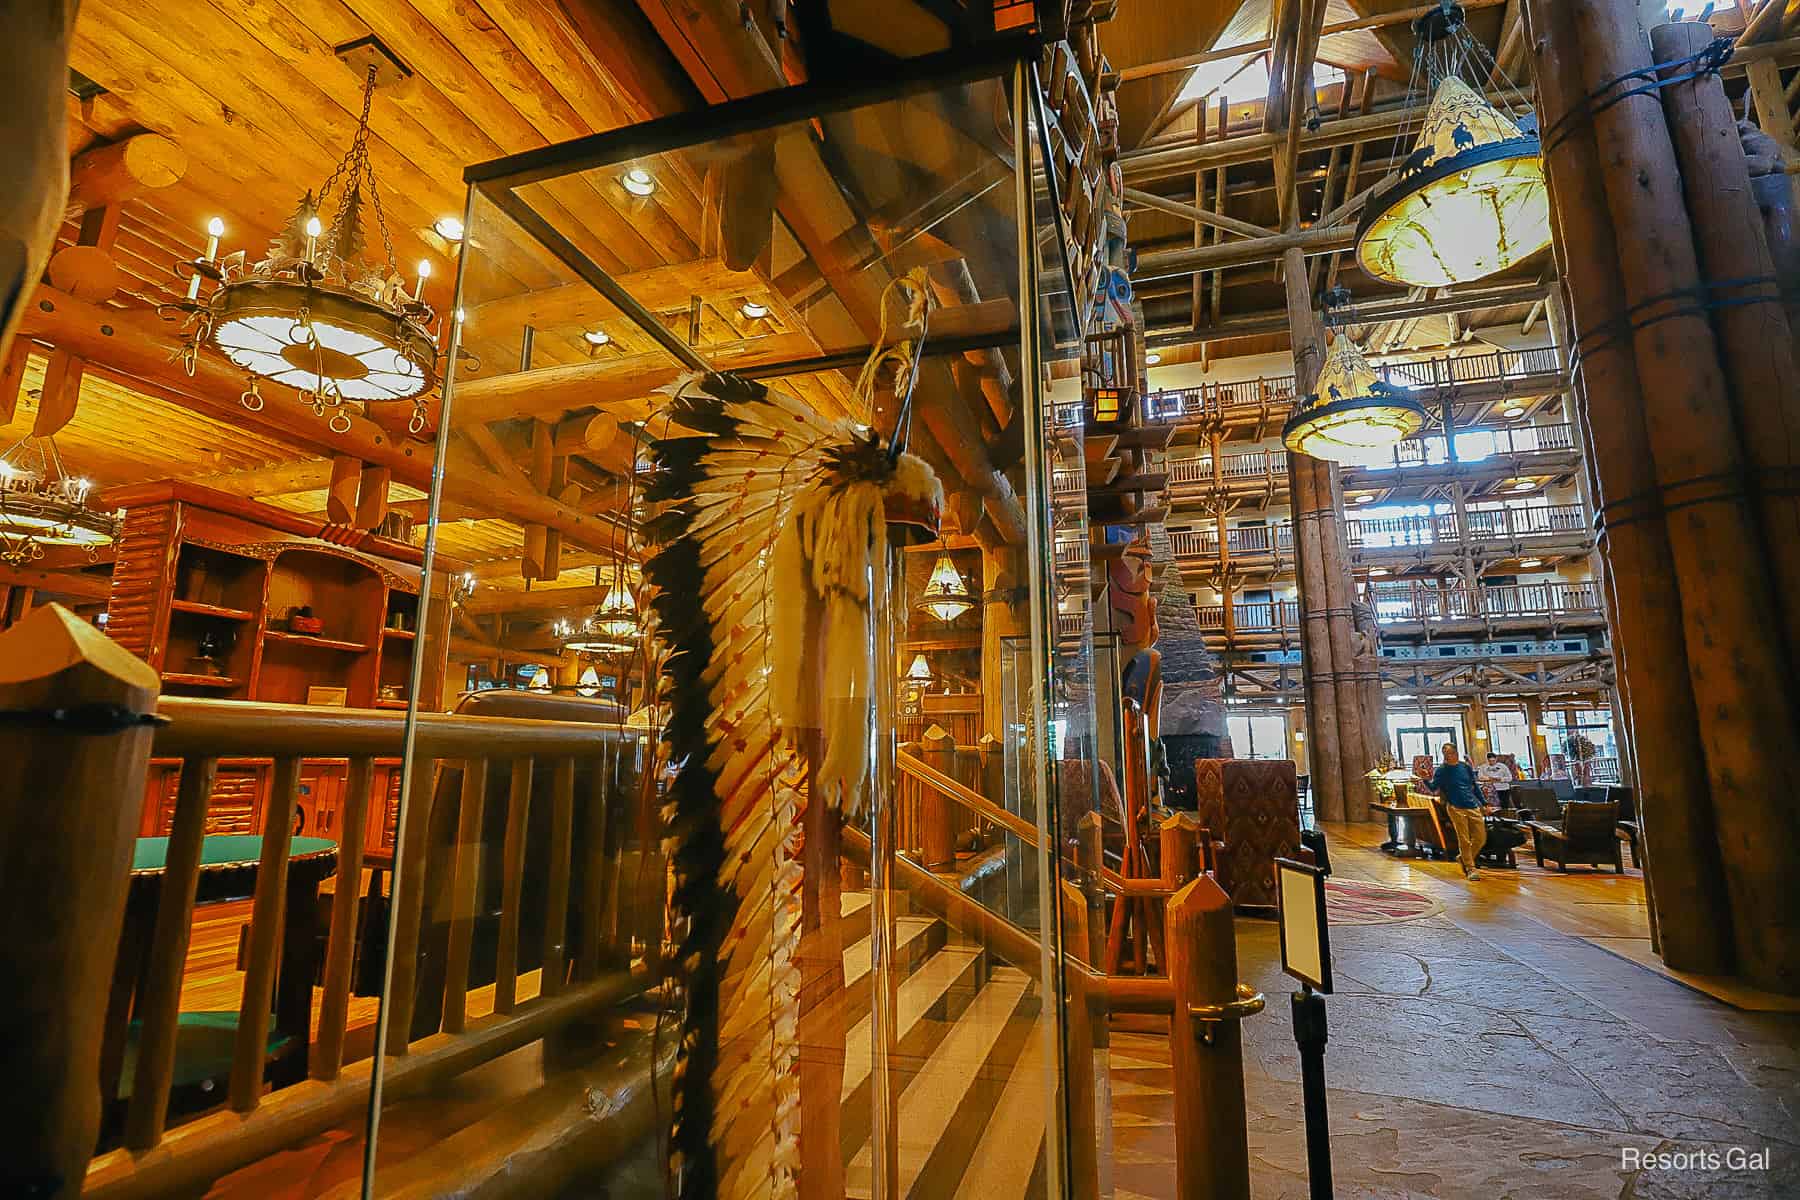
xmin=1283 ymin=246 xmax=1376 ymax=822
xmin=1527 ymin=0 xmax=1800 ymax=991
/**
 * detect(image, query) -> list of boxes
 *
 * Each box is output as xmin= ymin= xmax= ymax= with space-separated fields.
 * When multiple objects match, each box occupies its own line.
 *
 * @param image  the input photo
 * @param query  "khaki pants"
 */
xmin=1447 ymin=806 xmax=1488 ymax=874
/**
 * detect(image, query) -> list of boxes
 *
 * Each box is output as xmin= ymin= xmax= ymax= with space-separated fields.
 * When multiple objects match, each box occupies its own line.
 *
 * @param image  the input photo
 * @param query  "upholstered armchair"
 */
xmin=1191 ymin=758 xmax=1302 ymax=911
xmin=1532 ymin=800 xmax=1623 ymax=873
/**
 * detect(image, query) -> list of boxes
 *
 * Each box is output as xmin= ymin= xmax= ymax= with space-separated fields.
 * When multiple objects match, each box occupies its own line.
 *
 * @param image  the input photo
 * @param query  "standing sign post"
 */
xmin=1276 ymin=857 xmax=1334 ymax=1200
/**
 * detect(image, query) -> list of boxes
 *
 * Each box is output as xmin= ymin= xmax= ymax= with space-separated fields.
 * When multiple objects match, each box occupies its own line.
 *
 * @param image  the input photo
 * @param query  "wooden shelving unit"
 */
xmin=105 ymin=481 xmax=455 ymax=847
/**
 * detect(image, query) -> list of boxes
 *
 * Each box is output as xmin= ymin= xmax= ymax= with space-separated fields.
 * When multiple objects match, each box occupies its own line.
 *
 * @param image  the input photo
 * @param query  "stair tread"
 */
xmin=842 ymin=916 xmax=937 ymax=989
xmin=842 ymin=892 xmax=871 ymax=919
xmin=842 ymin=946 xmax=984 ymax=1099
xmin=951 ymin=1016 xmax=1051 ymax=1200
xmin=847 ymin=968 xmax=1035 ymax=1198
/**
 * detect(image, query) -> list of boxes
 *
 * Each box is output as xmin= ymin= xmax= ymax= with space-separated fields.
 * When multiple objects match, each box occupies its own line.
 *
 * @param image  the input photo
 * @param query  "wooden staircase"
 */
xmin=836 ymin=891 xmax=1052 ymax=1200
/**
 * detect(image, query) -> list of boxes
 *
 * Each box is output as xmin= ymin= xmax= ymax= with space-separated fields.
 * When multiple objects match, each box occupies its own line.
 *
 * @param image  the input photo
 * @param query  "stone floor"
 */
xmin=1108 ymin=823 xmax=1800 ymax=1199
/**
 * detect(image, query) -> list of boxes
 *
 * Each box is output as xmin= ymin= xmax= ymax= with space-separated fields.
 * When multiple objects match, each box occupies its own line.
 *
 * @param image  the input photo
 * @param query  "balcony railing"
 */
xmin=1348 ymin=422 xmax=1578 ymax=473
xmin=1367 ymin=581 xmax=1604 ymax=623
xmin=1167 ymin=522 xmax=1295 ymax=560
xmin=1346 ymin=503 xmax=1588 ymax=549
xmin=1144 ymin=346 xmax=1565 ymax=425
xmin=1168 ymin=448 xmax=1289 ymax=486
xmin=1193 ymin=600 xmax=1301 ymax=633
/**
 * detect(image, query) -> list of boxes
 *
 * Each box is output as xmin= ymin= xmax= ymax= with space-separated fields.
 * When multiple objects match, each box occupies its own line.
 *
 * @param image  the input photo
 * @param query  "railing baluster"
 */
xmin=313 ymin=755 xmax=374 ymax=1081
xmin=230 ymin=755 xmax=302 ymax=1112
xmin=381 ymin=754 xmax=439 ymax=1057
xmin=495 ymin=758 xmax=534 ymax=1014
xmin=441 ymin=758 xmax=490 ymax=1035
xmin=542 ymin=757 xmax=576 ymax=996
xmin=123 ymin=756 xmax=218 ymax=1149
xmin=578 ymin=746 xmax=616 ymax=981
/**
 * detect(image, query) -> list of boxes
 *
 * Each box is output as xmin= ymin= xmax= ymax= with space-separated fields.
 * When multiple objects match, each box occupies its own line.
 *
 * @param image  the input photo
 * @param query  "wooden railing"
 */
xmin=1346 ymin=502 xmax=1589 ymax=549
xmin=1143 ymin=346 xmax=1565 ymax=425
xmin=1367 ymin=580 xmax=1604 ymax=623
xmin=1346 ymin=421 xmax=1578 ymax=473
xmin=80 ymin=697 xmax=653 ymax=1200
xmin=1168 ymin=522 xmax=1295 ymax=560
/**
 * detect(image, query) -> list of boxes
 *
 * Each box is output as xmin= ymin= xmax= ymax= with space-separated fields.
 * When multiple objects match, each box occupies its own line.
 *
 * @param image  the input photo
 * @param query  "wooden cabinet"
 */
xmin=106 ymin=482 xmax=453 ymax=840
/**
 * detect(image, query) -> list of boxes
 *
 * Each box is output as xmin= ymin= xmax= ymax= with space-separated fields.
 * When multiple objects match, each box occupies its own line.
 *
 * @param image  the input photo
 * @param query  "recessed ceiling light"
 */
xmin=1511 ymin=481 xmax=1535 ymax=492
xmin=622 ymin=167 xmax=656 ymax=197
xmin=583 ymin=328 xmax=612 ymax=347
xmin=1355 ymin=494 xmax=1376 ymax=504
xmin=740 ymin=299 xmax=770 ymax=320
xmin=1145 ymin=351 xmax=1162 ymax=365
xmin=433 ymin=215 xmax=465 ymax=242
xmin=1503 ymin=405 xmax=1525 ymax=419
xmin=1520 ymin=558 xmax=1543 ymax=568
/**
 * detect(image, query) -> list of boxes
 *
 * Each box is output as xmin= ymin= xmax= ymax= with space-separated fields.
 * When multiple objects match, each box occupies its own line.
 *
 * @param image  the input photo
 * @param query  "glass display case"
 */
xmin=360 ymin=39 xmax=1117 ymax=1200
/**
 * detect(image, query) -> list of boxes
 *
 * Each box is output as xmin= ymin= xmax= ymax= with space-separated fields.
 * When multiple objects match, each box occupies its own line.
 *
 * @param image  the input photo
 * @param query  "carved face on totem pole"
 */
xmin=1107 ymin=535 xmax=1160 ymax=658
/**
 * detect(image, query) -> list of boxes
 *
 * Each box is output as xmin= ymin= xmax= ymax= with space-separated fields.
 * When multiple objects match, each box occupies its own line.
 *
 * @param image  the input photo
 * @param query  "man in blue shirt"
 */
xmin=1427 ymin=742 xmax=1488 ymax=879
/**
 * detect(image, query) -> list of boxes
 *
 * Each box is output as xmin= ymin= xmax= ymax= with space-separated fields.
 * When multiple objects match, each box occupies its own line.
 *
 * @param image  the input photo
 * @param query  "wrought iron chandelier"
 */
xmin=1283 ymin=336 xmax=1428 ymax=467
xmin=0 ymin=437 xmax=119 ymax=566
xmin=1354 ymin=2 xmax=1551 ymax=288
xmin=167 ymin=66 xmax=441 ymax=434
xmin=918 ymin=550 xmax=976 ymax=622
xmin=554 ymin=575 xmax=643 ymax=657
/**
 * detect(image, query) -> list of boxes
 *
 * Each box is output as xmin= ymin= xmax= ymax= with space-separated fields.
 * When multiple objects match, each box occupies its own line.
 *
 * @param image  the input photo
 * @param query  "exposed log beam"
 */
xmin=451 ymin=299 xmax=1013 ymax=428
xmin=64 ymin=133 xmax=187 ymax=218
xmin=19 ymin=286 xmax=628 ymax=555
xmin=1119 ymin=0 xmax=1508 ymax=82
xmin=1122 ymin=87 xmax=1521 ymax=182
xmin=462 ymin=257 xmax=763 ymax=339
xmin=463 ymin=582 xmax=624 ymax=615
xmin=1142 ymin=281 xmax=1552 ymax=346
xmin=1121 ymin=187 xmax=1276 ymax=239
xmin=0 ymin=565 xmax=111 ymax=601
xmin=194 ymin=459 xmax=336 ymax=498
xmin=1132 ymin=224 xmax=1356 ymax=281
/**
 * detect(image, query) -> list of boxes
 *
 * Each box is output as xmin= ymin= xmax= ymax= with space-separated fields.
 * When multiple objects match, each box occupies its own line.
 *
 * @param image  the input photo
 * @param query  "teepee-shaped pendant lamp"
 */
xmin=1355 ymin=72 xmax=1551 ymax=288
xmin=1283 ymin=336 xmax=1428 ymax=467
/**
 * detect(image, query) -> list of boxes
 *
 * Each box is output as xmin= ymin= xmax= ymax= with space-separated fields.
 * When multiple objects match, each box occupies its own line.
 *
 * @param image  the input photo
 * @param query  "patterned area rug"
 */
xmin=1324 ymin=877 xmax=1443 ymax=925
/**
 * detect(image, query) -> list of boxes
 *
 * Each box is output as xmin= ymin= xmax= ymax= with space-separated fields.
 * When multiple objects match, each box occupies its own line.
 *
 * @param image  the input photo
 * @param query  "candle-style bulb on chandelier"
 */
xmin=165 ymin=64 xmax=442 ymax=435
xmin=1354 ymin=2 xmax=1551 ymax=288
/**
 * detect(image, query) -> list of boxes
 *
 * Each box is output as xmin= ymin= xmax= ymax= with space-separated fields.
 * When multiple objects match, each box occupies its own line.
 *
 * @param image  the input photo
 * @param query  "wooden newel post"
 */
xmin=1167 ymin=875 xmax=1253 ymax=1200
xmin=0 ymin=605 xmax=160 ymax=1200
xmin=1160 ymin=812 xmax=1201 ymax=890
xmin=919 ymin=724 xmax=957 ymax=871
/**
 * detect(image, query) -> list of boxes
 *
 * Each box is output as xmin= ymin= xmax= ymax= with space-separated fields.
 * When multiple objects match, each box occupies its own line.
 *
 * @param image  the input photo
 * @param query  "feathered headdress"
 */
xmin=643 ymin=272 xmax=942 ymax=1199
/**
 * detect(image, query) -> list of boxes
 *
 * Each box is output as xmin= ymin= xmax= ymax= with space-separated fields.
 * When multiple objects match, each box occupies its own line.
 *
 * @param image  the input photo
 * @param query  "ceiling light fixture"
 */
xmin=1520 ymin=558 xmax=1543 ymax=568
xmin=1355 ymin=493 xmax=1377 ymax=504
xmin=555 ymin=576 xmax=642 ymax=657
xmin=622 ymin=167 xmax=657 ymax=197
xmin=919 ymin=550 xmax=976 ymax=622
xmin=1354 ymin=6 xmax=1550 ymax=288
xmin=1284 ymin=335 xmax=1428 ymax=467
xmin=1503 ymin=404 xmax=1526 ymax=418
xmin=167 ymin=66 xmax=441 ymax=435
xmin=0 ymin=437 xmax=118 ymax=565
xmin=1145 ymin=351 xmax=1162 ymax=365
xmin=1370 ymin=567 xmax=1391 ymax=577
xmin=583 ymin=328 xmax=612 ymax=347
xmin=433 ymin=215 xmax=465 ymax=242
xmin=739 ymin=299 xmax=770 ymax=320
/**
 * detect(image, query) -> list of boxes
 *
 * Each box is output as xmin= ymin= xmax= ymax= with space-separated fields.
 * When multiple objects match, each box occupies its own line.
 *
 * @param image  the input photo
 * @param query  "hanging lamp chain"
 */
xmin=315 ymin=64 xmax=400 ymax=278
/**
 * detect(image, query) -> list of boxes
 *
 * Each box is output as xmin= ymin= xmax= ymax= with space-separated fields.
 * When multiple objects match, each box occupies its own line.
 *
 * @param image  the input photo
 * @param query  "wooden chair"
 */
xmin=1532 ymin=801 xmax=1623 ymax=873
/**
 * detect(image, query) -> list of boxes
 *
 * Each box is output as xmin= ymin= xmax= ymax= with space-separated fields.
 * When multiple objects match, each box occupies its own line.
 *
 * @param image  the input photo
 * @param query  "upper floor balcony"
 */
xmin=1366 ymin=580 xmax=1608 ymax=635
xmin=1168 ymin=502 xmax=1591 ymax=576
xmin=1143 ymin=346 xmax=1567 ymax=442
xmin=1347 ymin=503 xmax=1592 ymax=566
xmin=1166 ymin=421 xmax=1582 ymax=510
